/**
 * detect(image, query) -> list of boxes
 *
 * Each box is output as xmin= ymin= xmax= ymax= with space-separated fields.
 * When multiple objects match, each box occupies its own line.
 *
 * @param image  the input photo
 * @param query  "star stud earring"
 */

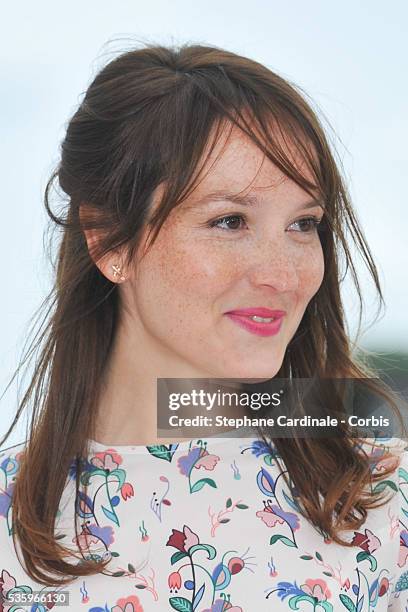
xmin=111 ymin=264 xmax=126 ymax=282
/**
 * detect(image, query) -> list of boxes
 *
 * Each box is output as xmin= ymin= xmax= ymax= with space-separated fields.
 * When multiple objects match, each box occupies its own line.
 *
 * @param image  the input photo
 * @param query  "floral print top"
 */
xmin=1 ymin=433 xmax=408 ymax=611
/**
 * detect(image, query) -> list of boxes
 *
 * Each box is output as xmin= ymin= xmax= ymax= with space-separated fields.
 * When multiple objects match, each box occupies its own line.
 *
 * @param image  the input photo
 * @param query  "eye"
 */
xmin=288 ymin=216 xmax=323 ymax=233
xmin=208 ymin=214 xmax=324 ymax=233
xmin=208 ymin=214 xmax=247 ymax=231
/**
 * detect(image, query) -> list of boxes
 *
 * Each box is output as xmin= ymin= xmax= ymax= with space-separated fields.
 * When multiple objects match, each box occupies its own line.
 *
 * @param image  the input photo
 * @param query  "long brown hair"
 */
xmin=1 ymin=42 xmax=406 ymax=586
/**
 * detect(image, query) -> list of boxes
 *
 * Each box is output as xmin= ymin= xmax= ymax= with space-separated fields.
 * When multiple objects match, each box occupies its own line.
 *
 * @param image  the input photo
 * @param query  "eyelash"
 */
xmin=207 ymin=213 xmax=324 ymax=233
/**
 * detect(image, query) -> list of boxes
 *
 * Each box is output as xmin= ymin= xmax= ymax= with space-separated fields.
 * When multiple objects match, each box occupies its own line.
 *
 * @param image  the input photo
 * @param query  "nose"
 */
xmin=244 ymin=237 xmax=300 ymax=293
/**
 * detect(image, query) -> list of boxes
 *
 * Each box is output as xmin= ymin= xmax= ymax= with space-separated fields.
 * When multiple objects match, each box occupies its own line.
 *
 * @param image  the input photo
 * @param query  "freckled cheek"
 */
xmin=155 ymin=240 xmax=238 ymax=295
xmin=297 ymin=247 xmax=325 ymax=300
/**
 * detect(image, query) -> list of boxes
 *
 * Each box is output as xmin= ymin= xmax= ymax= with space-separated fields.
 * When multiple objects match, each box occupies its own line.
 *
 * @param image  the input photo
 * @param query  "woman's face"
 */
xmin=122 ymin=125 xmax=325 ymax=379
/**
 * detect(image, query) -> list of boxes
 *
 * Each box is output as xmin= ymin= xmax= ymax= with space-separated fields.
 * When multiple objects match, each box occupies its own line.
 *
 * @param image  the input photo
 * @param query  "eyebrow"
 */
xmin=186 ymin=190 xmax=325 ymax=211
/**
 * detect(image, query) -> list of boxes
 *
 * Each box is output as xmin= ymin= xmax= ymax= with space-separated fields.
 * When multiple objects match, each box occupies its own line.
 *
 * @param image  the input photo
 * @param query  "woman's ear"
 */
xmin=79 ymin=203 xmax=128 ymax=284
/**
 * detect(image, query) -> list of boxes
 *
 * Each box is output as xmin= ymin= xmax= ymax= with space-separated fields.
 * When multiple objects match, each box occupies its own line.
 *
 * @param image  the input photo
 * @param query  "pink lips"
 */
xmin=224 ymin=307 xmax=286 ymax=337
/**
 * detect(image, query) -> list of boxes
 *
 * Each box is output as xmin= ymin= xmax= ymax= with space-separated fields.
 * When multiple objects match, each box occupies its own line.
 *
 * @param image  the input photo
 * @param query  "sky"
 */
xmin=1 ymin=0 xmax=407 ymax=444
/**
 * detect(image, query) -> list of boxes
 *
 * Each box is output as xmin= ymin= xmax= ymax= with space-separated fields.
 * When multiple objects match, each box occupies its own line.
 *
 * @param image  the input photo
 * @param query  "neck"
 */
xmin=93 ymin=313 xmax=218 ymax=446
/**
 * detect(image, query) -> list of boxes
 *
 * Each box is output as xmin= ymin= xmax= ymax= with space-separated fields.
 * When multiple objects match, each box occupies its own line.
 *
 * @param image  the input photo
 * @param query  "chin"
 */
xmin=214 ymin=361 xmax=283 ymax=382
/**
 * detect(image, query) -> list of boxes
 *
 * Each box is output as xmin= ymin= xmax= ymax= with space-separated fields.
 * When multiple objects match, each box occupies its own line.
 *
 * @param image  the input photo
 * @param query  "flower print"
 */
xmin=167 ymin=528 xmax=244 ymax=610
xmin=242 ymin=439 xmax=278 ymax=465
xmin=378 ymin=576 xmax=390 ymax=597
xmin=177 ymin=446 xmax=220 ymax=476
xmin=225 ymin=548 xmax=257 ymax=578
xmin=177 ymin=447 xmax=202 ymax=476
xmin=365 ymin=442 xmax=400 ymax=474
xmin=74 ymin=524 xmax=100 ymax=549
xmin=268 ymin=556 xmax=278 ymax=577
xmin=201 ymin=602 xmax=225 ymax=612
xmin=166 ymin=525 xmax=199 ymax=552
xmin=256 ymin=507 xmax=283 ymax=528
xmin=91 ymin=449 xmax=123 ymax=471
xmin=399 ymin=529 xmax=408 ymax=567
xmin=177 ymin=442 xmax=220 ymax=493
xmin=249 ymin=439 xmax=274 ymax=457
xmin=146 ymin=443 xmax=179 ymax=462
xmin=227 ymin=556 xmax=246 ymax=575
xmin=150 ymin=475 xmax=171 ymax=522
xmin=212 ymin=549 xmax=256 ymax=592
xmin=268 ymin=579 xmax=334 ymax=609
xmin=301 ymin=578 xmax=332 ymax=601
xmin=0 ymin=569 xmax=36 ymax=609
xmin=168 ymin=571 xmax=182 ymax=592
xmin=343 ymin=571 xmax=390 ymax=607
xmin=69 ymin=456 xmax=96 ymax=480
xmin=256 ymin=500 xmax=300 ymax=531
xmin=76 ymin=490 xmax=95 ymax=519
xmin=112 ymin=595 xmax=143 ymax=612
xmin=0 ymin=483 xmax=13 ymax=517
xmin=87 ymin=523 xmax=115 ymax=547
xmin=0 ymin=452 xmax=23 ymax=533
xmin=269 ymin=579 xmax=305 ymax=601
xmin=139 ymin=520 xmax=149 ymax=542
xmin=121 ymin=482 xmax=134 ymax=501
xmin=1 ymin=454 xmax=21 ymax=477
xmin=374 ymin=454 xmax=399 ymax=473
xmin=195 ymin=452 xmax=219 ymax=471
xmin=0 ymin=568 xmax=17 ymax=595
xmin=202 ymin=599 xmax=243 ymax=612
xmin=351 ymin=528 xmax=381 ymax=553
xmin=78 ymin=451 xmax=129 ymax=527
xmin=208 ymin=497 xmax=249 ymax=537
xmin=257 ymin=467 xmax=276 ymax=496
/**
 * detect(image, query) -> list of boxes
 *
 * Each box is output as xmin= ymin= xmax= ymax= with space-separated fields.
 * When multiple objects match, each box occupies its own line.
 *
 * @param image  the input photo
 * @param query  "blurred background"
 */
xmin=1 ymin=0 xmax=407 ymax=446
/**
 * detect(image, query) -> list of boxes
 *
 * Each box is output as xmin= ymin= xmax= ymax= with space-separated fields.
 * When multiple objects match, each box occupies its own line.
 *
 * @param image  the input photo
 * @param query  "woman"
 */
xmin=0 ymin=43 xmax=407 ymax=611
